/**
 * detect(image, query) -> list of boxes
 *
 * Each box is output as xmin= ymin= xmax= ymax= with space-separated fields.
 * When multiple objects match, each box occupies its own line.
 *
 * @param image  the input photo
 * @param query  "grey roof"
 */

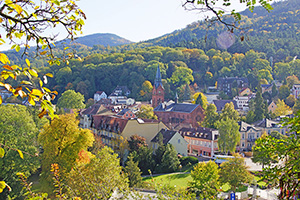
xmin=81 ymin=104 xmax=102 ymax=115
xmin=213 ymin=100 xmax=238 ymax=111
xmin=253 ymin=118 xmax=280 ymax=128
xmin=151 ymin=129 xmax=177 ymax=144
xmin=217 ymin=77 xmax=248 ymax=84
xmin=154 ymin=102 xmax=199 ymax=113
xmin=238 ymin=121 xmax=260 ymax=132
xmin=117 ymin=109 xmax=130 ymax=116
xmin=261 ymin=84 xmax=272 ymax=89
xmin=179 ymin=127 xmax=218 ymax=141
xmin=154 ymin=65 xmax=163 ymax=89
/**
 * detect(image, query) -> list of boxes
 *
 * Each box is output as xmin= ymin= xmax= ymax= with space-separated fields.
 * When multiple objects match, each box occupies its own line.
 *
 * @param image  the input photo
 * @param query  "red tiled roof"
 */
xmin=92 ymin=115 xmax=128 ymax=133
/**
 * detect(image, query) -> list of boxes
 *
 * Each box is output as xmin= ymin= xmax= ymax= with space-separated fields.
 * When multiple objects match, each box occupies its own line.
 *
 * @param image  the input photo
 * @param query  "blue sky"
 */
xmin=76 ymin=0 xmax=204 ymax=42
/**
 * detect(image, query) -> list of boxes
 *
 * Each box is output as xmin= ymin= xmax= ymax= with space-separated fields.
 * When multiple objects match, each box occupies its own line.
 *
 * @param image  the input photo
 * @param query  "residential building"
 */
xmin=94 ymin=91 xmax=107 ymax=102
xmin=79 ymin=104 xmax=114 ymax=129
xmin=268 ymin=101 xmax=277 ymax=113
xmin=292 ymin=84 xmax=300 ymax=98
xmin=253 ymin=118 xmax=288 ymax=135
xmin=261 ymin=84 xmax=273 ymax=94
xmin=178 ymin=127 xmax=219 ymax=158
xmin=239 ymin=87 xmax=252 ymax=96
xmin=110 ymin=85 xmax=131 ymax=97
xmin=151 ymin=129 xmax=188 ymax=156
xmin=213 ymin=100 xmax=239 ymax=112
xmin=116 ymin=109 xmax=136 ymax=119
xmin=238 ymin=121 xmax=262 ymax=151
xmin=91 ymin=115 xmax=167 ymax=148
xmin=217 ymin=77 xmax=248 ymax=96
xmin=233 ymin=96 xmax=254 ymax=111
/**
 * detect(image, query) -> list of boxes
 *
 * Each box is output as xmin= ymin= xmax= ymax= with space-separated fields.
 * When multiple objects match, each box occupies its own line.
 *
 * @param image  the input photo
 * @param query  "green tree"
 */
xmin=183 ymin=84 xmax=192 ymax=101
xmin=286 ymin=94 xmax=296 ymax=108
xmin=160 ymin=144 xmax=180 ymax=173
xmin=278 ymin=85 xmax=290 ymax=100
xmin=252 ymin=132 xmax=278 ymax=169
xmin=293 ymin=98 xmax=300 ymax=113
xmin=245 ymin=110 xmax=256 ymax=124
xmin=0 ymin=105 xmax=40 ymax=198
xmin=131 ymin=146 xmax=155 ymax=175
xmin=192 ymin=92 xmax=208 ymax=110
xmin=125 ymin=154 xmax=142 ymax=188
xmin=203 ymin=103 xmax=219 ymax=128
xmin=67 ymin=146 xmax=129 ymax=199
xmin=253 ymin=87 xmax=267 ymax=121
xmin=136 ymin=105 xmax=158 ymax=120
xmin=255 ymin=113 xmax=300 ymax=199
xmin=219 ymin=154 xmax=253 ymax=193
xmin=38 ymin=114 xmax=94 ymax=188
xmin=189 ymin=160 xmax=220 ymax=199
xmin=57 ymin=90 xmax=85 ymax=110
xmin=273 ymin=99 xmax=292 ymax=117
xmin=215 ymin=118 xmax=240 ymax=154
xmin=169 ymin=66 xmax=194 ymax=88
xmin=286 ymin=75 xmax=300 ymax=89
xmin=271 ymin=83 xmax=278 ymax=97
xmin=219 ymin=102 xmax=239 ymax=121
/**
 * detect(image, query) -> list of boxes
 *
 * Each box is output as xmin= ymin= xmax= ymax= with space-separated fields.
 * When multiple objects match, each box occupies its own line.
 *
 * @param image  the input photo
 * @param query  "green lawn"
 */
xmin=143 ymin=173 xmax=192 ymax=189
xmin=142 ymin=172 xmax=248 ymax=192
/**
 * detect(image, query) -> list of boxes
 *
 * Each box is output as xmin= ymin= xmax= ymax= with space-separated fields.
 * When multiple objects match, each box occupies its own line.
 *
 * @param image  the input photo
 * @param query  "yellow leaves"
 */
xmin=13 ymin=4 xmax=23 ymax=14
xmin=28 ymin=96 xmax=36 ymax=106
xmin=0 ymin=53 xmax=10 ymax=64
xmin=0 ymin=147 xmax=4 ymax=158
xmin=17 ymin=149 xmax=24 ymax=159
xmin=0 ymin=181 xmax=6 ymax=193
xmin=28 ymin=69 xmax=38 ymax=77
xmin=25 ymin=58 xmax=30 ymax=67
xmin=45 ymin=73 xmax=53 ymax=78
xmin=31 ymin=89 xmax=43 ymax=98
xmin=0 ymin=96 xmax=2 ymax=105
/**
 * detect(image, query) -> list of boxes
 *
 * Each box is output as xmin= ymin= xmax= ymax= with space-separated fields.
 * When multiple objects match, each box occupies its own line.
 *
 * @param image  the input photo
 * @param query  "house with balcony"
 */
xmin=178 ymin=127 xmax=218 ymax=158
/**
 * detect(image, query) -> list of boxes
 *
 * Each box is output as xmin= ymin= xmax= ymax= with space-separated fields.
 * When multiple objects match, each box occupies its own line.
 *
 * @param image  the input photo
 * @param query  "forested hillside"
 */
xmin=3 ymin=0 xmax=300 ymax=103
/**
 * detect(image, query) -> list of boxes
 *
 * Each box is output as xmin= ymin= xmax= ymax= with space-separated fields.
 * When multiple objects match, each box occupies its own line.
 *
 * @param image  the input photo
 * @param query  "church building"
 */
xmin=152 ymin=65 xmax=205 ymax=129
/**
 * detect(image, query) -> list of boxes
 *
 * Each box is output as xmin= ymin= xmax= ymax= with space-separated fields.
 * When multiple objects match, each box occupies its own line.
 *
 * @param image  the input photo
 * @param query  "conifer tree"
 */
xmin=125 ymin=154 xmax=142 ymax=188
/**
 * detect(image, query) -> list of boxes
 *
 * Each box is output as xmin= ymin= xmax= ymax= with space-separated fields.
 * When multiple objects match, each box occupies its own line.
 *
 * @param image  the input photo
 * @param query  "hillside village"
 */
xmin=1 ymin=0 xmax=300 ymax=199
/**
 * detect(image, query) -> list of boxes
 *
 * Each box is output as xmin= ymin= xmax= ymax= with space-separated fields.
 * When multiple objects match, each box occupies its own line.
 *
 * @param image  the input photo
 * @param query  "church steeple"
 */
xmin=152 ymin=65 xmax=165 ymax=108
xmin=154 ymin=65 xmax=163 ymax=89
xmin=175 ymin=92 xmax=178 ymax=104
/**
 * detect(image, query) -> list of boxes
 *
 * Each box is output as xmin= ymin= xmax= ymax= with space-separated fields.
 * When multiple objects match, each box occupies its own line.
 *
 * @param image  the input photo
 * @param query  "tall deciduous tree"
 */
xmin=136 ymin=105 xmax=158 ymax=120
xmin=219 ymin=154 xmax=253 ymax=193
xmin=57 ymin=90 xmax=85 ymax=110
xmin=0 ymin=105 xmax=41 ymax=198
xmin=252 ymin=132 xmax=278 ymax=169
xmin=192 ymin=92 xmax=208 ymax=110
xmin=219 ymin=102 xmax=240 ymax=121
xmin=273 ymin=99 xmax=292 ymax=117
xmin=128 ymin=135 xmax=148 ymax=153
xmin=189 ymin=160 xmax=220 ymax=198
xmin=215 ymin=118 xmax=240 ymax=154
xmin=203 ymin=103 xmax=219 ymax=128
xmin=255 ymin=113 xmax=300 ymax=199
xmin=67 ymin=146 xmax=128 ymax=199
xmin=38 ymin=114 xmax=94 ymax=187
xmin=169 ymin=66 xmax=194 ymax=88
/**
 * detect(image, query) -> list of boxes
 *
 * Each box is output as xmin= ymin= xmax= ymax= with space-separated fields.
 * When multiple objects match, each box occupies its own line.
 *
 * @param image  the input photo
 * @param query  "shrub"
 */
xmin=180 ymin=156 xmax=198 ymax=166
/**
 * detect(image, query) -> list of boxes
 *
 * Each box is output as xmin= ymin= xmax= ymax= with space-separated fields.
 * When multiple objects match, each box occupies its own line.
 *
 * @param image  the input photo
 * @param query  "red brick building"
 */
xmin=152 ymin=65 xmax=165 ymax=108
xmin=152 ymin=65 xmax=205 ymax=128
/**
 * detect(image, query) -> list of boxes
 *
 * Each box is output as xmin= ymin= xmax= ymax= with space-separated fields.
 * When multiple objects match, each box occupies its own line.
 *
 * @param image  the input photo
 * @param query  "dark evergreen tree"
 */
xmin=254 ymin=86 xmax=266 ymax=121
xmin=125 ymin=154 xmax=142 ymax=188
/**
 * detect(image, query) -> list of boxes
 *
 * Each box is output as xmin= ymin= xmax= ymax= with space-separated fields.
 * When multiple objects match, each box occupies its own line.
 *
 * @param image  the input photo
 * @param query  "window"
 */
xmin=178 ymin=139 xmax=181 ymax=144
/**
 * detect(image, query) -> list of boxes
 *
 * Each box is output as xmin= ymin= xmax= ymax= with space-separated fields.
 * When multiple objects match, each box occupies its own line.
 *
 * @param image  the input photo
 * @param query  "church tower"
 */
xmin=152 ymin=65 xmax=165 ymax=108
